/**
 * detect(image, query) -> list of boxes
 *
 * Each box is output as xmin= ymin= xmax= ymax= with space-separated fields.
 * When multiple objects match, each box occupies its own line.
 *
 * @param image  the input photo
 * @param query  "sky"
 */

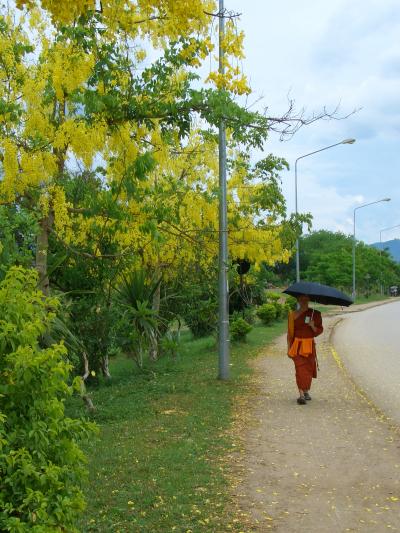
xmin=225 ymin=0 xmax=400 ymax=244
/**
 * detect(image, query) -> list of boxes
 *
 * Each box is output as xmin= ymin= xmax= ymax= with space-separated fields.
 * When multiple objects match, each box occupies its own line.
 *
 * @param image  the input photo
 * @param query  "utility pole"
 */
xmin=218 ymin=0 xmax=229 ymax=380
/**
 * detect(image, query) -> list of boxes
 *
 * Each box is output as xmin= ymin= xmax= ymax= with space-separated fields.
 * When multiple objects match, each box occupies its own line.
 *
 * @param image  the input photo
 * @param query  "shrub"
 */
xmin=265 ymin=291 xmax=281 ymax=303
xmin=230 ymin=317 xmax=252 ymax=342
xmin=231 ymin=307 xmax=256 ymax=324
xmin=264 ymin=292 xmax=287 ymax=318
xmin=0 ymin=267 xmax=95 ymax=532
xmin=272 ymin=302 xmax=284 ymax=318
xmin=159 ymin=330 xmax=180 ymax=358
xmin=184 ymin=299 xmax=218 ymax=338
xmin=256 ymin=303 xmax=277 ymax=325
xmin=285 ymin=295 xmax=298 ymax=310
xmin=71 ymin=295 xmax=115 ymax=375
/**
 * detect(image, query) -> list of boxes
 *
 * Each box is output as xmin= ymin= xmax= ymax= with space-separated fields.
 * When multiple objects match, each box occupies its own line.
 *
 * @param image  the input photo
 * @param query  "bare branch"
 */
xmin=133 ymin=15 xmax=168 ymax=25
xmin=260 ymin=97 xmax=361 ymax=140
xmin=204 ymin=9 xmax=242 ymax=19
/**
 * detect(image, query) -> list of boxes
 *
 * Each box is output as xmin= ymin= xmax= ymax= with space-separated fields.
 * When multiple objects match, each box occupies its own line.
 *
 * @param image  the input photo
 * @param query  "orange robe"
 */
xmin=287 ymin=309 xmax=323 ymax=391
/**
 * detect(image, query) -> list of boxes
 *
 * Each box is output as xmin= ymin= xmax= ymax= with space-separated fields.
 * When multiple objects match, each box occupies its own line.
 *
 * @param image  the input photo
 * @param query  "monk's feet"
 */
xmin=303 ymin=392 xmax=312 ymax=401
xmin=297 ymin=397 xmax=307 ymax=405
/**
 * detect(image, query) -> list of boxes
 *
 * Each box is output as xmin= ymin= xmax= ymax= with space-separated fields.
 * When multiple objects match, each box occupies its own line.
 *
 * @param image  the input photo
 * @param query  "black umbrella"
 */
xmin=283 ymin=281 xmax=353 ymax=307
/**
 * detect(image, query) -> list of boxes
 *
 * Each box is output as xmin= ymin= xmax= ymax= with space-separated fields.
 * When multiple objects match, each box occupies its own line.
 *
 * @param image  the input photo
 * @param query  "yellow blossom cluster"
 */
xmin=16 ymin=0 xmax=94 ymax=25
xmin=15 ymin=0 xmax=249 ymax=94
xmin=49 ymin=42 xmax=95 ymax=101
xmin=207 ymin=21 xmax=251 ymax=95
xmin=16 ymin=0 xmax=216 ymax=39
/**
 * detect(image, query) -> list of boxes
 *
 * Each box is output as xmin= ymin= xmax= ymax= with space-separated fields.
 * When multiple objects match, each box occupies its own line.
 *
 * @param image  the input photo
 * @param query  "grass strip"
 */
xmin=68 ymin=320 xmax=287 ymax=532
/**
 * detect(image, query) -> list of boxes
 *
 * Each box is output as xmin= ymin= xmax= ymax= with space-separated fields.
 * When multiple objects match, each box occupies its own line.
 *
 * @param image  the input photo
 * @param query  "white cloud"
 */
xmin=225 ymin=0 xmax=400 ymax=243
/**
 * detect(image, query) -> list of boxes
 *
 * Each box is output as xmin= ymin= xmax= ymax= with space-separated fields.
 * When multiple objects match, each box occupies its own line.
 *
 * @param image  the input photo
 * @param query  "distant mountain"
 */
xmin=371 ymin=238 xmax=400 ymax=262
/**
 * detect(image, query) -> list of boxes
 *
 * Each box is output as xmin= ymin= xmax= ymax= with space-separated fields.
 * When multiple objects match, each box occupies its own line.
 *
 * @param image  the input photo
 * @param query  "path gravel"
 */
xmin=234 ymin=308 xmax=400 ymax=532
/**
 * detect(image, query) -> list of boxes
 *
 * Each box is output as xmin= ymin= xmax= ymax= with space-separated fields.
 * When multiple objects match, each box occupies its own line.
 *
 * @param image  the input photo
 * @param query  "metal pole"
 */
xmin=218 ymin=0 xmax=229 ymax=380
xmin=378 ymin=224 xmax=400 ymax=296
xmin=295 ymin=159 xmax=300 ymax=282
xmin=379 ymin=230 xmax=383 ymax=295
xmin=294 ymin=139 xmax=355 ymax=283
xmin=352 ymin=198 xmax=391 ymax=300
xmin=352 ymin=208 xmax=356 ymax=300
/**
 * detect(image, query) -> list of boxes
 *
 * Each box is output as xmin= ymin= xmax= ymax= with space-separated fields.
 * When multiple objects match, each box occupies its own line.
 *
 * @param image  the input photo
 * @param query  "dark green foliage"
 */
xmin=231 ymin=307 xmax=256 ymax=325
xmin=267 ymin=230 xmax=400 ymax=296
xmin=184 ymin=298 xmax=218 ymax=338
xmin=230 ymin=317 xmax=252 ymax=342
xmin=112 ymin=271 xmax=162 ymax=367
xmin=71 ymin=295 xmax=115 ymax=375
xmin=300 ymin=230 xmax=400 ymax=294
xmin=0 ymin=206 xmax=37 ymax=280
xmin=159 ymin=331 xmax=181 ymax=358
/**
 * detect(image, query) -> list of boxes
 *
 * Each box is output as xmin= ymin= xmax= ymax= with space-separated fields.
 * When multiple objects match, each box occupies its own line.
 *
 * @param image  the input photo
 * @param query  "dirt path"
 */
xmin=234 ymin=310 xmax=400 ymax=532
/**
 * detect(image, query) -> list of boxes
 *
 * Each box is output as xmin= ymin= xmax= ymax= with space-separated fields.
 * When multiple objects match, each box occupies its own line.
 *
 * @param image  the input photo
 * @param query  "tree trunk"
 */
xmin=35 ymin=213 xmax=54 ymax=296
xmin=80 ymin=351 xmax=95 ymax=412
xmin=100 ymin=354 xmax=112 ymax=380
xmin=149 ymin=278 xmax=161 ymax=361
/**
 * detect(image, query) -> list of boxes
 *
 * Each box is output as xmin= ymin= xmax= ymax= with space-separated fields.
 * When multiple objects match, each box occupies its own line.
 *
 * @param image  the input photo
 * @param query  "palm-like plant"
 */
xmin=113 ymin=270 xmax=163 ymax=367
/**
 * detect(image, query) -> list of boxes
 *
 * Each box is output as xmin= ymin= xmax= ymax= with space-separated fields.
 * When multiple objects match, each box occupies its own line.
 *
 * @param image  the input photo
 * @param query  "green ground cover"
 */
xmin=354 ymin=293 xmax=391 ymax=305
xmin=310 ymin=293 xmax=391 ymax=315
xmin=68 ymin=320 xmax=287 ymax=532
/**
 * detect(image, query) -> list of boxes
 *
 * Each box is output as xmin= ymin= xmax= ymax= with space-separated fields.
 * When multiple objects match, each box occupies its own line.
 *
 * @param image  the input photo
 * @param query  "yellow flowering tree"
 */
xmin=0 ymin=1 xmax=312 ymax=370
xmin=0 ymin=1 xmax=266 ymax=293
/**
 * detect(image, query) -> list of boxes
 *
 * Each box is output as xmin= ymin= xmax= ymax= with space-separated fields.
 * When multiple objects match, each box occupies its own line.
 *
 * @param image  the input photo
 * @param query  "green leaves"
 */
xmin=0 ymin=267 xmax=95 ymax=531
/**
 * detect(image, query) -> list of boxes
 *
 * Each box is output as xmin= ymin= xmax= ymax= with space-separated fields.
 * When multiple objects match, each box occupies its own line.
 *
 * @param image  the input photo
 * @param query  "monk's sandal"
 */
xmin=303 ymin=392 xmax=312 ymax=401
xmin=297 ymin=397 xmax=307 ymax=405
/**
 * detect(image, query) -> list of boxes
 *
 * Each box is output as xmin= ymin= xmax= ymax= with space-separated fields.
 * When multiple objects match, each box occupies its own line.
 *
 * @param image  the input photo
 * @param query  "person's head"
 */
xmin=296 ymin=294 xmax=310 ymax=307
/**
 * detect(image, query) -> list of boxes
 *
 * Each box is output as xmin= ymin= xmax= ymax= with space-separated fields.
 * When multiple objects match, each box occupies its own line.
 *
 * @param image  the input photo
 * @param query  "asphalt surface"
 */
xmin=333 ymin=300 xmax=400 ymax=426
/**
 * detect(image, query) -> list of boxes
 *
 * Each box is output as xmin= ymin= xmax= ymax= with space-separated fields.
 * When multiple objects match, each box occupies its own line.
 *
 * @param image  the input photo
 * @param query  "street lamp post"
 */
xmin=352 ymin=198 xmax=391 ymax=300
xmin=295 ymin=138 xmax=356 ymax=282
xmin=217 ymin=0 xmax=229 ymax=380
xmin=379 ymin=224 xmax=400 ymax=294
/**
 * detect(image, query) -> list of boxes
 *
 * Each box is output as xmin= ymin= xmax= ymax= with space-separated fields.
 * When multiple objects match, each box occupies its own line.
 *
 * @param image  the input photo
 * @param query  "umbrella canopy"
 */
xmin=283 ymin=281 xmax=353 ymax=307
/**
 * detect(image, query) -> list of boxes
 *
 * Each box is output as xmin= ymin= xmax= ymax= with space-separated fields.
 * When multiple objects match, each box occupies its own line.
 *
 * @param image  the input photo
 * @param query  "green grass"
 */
xmin=68 ymin=320 xmax=287 ymax=533
xmin=309 ymin=293 xmax=391 ymax=315
xmin=354 ymin=293 xmax=391 ymax=305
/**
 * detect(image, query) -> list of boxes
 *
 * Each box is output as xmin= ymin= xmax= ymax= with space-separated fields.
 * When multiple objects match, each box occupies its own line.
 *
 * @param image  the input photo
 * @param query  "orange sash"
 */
xmin=288 ymin=337 xmax=314 ymax=358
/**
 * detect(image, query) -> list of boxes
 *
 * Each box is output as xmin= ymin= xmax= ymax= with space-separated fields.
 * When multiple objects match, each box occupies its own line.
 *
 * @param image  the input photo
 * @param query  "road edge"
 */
xmin=327 ymin=312 xmax=400 ymax=437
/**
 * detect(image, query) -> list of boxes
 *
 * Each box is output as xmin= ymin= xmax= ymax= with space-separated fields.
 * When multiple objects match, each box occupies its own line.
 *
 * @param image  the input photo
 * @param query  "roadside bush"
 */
xmin=264 ymin=292 xmax=287 ymax=318
xmin=230 ymin=317 xmax=252 ymax=342
xmin=0 ymin=267 xmax=95 ymax=532
xmin=272 ymin=302 xmax=284 ymax=318
xmin=231 ymin=307 xmax=256 ymax=324
xmin=285 ymin=295 xmax=298 ymax=310
xmin=184 ymin=298 xmax=218 ymax=338
xmin=265 ymin=291 xmax=281 ymax=303
xmin=159 ymin=331 xmax=181 ymax=358
xmin=256 ymin=303 xmax=277 ymax=325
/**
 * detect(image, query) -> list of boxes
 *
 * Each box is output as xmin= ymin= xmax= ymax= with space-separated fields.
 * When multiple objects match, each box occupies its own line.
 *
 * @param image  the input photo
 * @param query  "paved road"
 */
xmin=332 ymin=300 xmax=400 ymax=425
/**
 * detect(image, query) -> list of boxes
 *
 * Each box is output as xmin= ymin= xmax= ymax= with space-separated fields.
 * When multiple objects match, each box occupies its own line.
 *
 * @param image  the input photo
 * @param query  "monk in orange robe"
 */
xmin=287 ymin=294 xmax=323 ymax=405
